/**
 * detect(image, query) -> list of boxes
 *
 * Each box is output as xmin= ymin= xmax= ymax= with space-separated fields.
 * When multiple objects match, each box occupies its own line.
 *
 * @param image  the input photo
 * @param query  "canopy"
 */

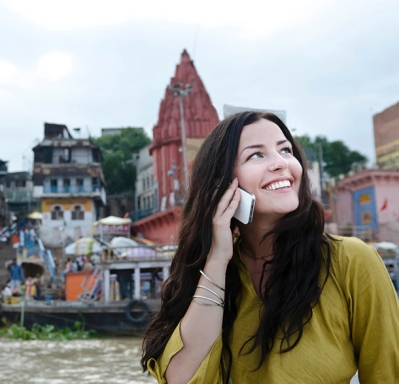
xmin=110 ymin=236 xmax=138 ymax=248
xmin=65 ymin=237 xmax=103 ymax=256
xmin=27 ymin=211 xmax=43 ymax=220
xmin=372 ymin=241 xmax=398 ymax=258
xmin=93 ymin=216 xmax=132 ymax=226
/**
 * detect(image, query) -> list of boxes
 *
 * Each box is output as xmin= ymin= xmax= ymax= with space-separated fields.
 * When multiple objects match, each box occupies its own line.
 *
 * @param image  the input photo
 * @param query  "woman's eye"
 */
xmin=281 ymin=147 xmax=293 ymax=155
xmin=248 ymin=151 xmax=263 ymax=160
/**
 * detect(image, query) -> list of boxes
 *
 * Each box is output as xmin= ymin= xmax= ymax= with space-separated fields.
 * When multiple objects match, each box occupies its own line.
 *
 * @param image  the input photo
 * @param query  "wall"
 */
xmin=40 ymin=197 xmax=95 ymax=246
xmin=337 ymin=169 xmax=399 ymax=243
xmin=132 ymin=207 xmax=182 ymax=244
xmin=373 ymin=101 xmax=399 ymax=168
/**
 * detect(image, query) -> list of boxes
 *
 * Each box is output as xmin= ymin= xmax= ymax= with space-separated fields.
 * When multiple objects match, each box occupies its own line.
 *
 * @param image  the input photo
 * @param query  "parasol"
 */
xmin=65 ymin=237 xmax=103 ymax=256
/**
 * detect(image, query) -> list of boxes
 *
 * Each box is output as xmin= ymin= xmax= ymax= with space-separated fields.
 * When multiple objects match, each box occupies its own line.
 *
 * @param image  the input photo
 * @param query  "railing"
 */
xmin=0 ymin=223 xmax=17 ymax=238
xmin=135 ymin=208 xmax=155 ymax=221
xmin=43 ymin=185 xmax=102 ymax=194
xmin=100 ymin=244 xmax=177 ymax=262
xmin=37 ymin=238 xmax=57 ymax=284
xmin=5 ymin=190 xmax=34 ymax=202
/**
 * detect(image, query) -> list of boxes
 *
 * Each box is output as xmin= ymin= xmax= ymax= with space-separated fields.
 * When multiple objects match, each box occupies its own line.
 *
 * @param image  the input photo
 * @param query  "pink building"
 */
xmin=337 ymin=169 xmax=399 ymax=244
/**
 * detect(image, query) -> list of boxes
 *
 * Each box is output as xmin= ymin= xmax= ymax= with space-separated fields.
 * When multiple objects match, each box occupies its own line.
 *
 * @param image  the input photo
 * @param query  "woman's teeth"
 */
xmin=264 ymin=180 xmax=291 ymax=191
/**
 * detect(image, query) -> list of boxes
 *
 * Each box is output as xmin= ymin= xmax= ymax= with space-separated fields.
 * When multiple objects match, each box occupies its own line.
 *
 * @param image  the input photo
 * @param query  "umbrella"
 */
xmin=27 ymin=211 xmax=43 ymax=220
xmin=110 ymin=236 xmax=138 ymax=248
xmin=372 ymin=242 xmax=398 ymax=258
xmin=93 ymin=216 xmax=132 ymax=226
xmin=65 ymin=237 xmax=103 ymax=256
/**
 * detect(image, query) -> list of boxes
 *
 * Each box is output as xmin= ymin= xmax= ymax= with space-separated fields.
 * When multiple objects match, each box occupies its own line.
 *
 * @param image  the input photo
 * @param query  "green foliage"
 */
xmin=0 ymin=322 xmax=98 ymax=341
xmin=92 ymin=127 xmax=151 ymax=195
xmin=294 ymin=134 xmax=368 ymax=177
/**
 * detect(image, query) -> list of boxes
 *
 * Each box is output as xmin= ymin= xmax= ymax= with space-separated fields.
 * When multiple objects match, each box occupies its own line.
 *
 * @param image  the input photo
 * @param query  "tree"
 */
xmin=92 ymin=128 xmax=151 ymax=195
xmin=294 ymin=134 xmax=368 ymax=177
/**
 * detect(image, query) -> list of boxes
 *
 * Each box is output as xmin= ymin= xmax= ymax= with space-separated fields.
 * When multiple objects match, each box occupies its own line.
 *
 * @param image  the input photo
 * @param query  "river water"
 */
xmin=0 ymin=337 xmax=156 ymax=384
xmin=0 ymin=337 xmax=360 ymax=384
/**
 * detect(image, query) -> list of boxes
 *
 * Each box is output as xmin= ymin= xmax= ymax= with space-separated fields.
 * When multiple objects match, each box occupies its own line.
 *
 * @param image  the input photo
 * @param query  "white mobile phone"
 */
xmin=233 ymin=188 xmax=255 ymax=224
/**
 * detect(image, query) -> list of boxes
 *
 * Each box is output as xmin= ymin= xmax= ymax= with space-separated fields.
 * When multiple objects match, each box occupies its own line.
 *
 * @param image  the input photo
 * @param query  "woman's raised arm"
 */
xmin=165 ymin=179 xmax=240 ymax=384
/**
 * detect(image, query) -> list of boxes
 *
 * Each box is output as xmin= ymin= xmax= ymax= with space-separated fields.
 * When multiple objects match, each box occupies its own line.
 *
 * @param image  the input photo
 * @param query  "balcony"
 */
xmin=43 ymin=185 xmax=101 ymax=194
xmin=134 ymin=208 xmax=155 ymax=221
xmin=5 ymin=190 xmax=34 ymax=203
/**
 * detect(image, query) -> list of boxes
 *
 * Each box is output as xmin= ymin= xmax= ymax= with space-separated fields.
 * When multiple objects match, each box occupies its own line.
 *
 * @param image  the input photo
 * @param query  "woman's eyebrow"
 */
xmin=277 ymin=139 xmax=289 ymax=145
xmin=240 ymin=140 xmax=289 ymax=155
xmin=240 ymin=144 xmax=264 ymax=155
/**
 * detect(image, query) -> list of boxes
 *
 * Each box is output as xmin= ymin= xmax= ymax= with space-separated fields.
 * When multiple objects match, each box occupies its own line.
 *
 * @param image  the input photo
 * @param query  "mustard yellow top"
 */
xmin=148 ymin=236 xmax=399 ymax=383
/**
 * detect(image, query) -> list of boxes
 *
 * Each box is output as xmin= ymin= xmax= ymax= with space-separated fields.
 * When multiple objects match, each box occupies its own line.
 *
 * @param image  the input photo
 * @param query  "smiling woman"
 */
xmin=141 ymin=111 xmax=399 ymax=383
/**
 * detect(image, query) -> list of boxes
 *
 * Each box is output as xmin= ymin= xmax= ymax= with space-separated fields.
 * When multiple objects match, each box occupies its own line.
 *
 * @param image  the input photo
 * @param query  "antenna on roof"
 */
xmin=192 ymin=24 xmax=200 ymax=61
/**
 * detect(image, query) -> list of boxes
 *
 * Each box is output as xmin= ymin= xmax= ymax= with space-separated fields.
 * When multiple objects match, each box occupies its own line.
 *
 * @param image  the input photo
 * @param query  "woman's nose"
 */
xmin=268 ymin=157 xmax=288 ymax=172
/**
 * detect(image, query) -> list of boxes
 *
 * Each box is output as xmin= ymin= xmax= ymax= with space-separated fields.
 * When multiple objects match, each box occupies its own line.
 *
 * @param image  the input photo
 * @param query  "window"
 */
xmin=59 ymin=148 xmax=71 ymax=163
xmin=51 ymin=205 xmax=64 ymax=220
xmin=50 ymin=179 xmax=58 ymax=193
xmin=71 ymin=205 xmax=84 ymax=220
xmin=76 ymin=178 xmax=84 ymax=192
xmin=63 ymin=178 xmax=70 ymax=193
xmin=92 ymin=177 xmax=99 ymax=191
xmin=15 ymin=180 xmax=26 ymax=187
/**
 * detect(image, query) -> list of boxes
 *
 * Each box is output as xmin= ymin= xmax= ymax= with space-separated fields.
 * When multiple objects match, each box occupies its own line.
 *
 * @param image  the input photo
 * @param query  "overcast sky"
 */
xmin=1 ymin=0 xmax=399 ymax=172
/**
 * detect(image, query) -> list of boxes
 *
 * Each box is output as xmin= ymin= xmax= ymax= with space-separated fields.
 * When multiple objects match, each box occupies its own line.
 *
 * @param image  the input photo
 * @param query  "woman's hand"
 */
xmin=208 ymin=178 xmax=241 ymax=264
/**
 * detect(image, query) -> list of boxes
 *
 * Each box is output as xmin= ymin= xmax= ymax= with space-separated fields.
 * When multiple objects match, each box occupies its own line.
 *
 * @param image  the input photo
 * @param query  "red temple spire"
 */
xmin=150 ymin=49 xmax=219 ymax=206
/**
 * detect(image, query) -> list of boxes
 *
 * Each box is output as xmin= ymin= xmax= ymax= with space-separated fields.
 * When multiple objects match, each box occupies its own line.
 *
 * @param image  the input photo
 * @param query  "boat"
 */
xmin=1 ymin=297 xmax=161 ymax=336
xmin=1 ymin=242 xmax=173 ymax=336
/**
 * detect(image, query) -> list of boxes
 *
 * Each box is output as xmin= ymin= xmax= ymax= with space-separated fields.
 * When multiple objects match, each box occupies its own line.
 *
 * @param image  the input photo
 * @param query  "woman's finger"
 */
xmin=214 ymin=178 xmax=240 ymax=218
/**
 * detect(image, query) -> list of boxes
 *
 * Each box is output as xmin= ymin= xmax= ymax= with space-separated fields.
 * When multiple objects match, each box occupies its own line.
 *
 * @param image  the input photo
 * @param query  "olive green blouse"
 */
xmin=148 ymin=236 xmax=399 ymax=383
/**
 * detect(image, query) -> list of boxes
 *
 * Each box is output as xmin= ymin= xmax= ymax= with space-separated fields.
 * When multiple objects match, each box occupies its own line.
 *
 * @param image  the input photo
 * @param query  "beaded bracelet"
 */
xmin=192 ymin=299 xmax=222 ymax=307
xmin=192 ymin=294 xmax=224 ymax=307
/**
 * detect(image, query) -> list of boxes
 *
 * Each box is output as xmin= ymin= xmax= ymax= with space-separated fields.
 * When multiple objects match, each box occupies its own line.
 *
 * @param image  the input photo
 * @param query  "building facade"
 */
xmin=32 ymin=123 xmax=106 ymax=247
xmin=2 ymin=172 xmax=38 ymax=220
xmin=336 ymin=169 xmax=399 ymax=243
xmin=0 ymin=159 xmax=8 ymax=226
xmin=373 ymin=101 xmax=399 ymax=169
xmin=134 ymin=144 xmax=157 ymax=221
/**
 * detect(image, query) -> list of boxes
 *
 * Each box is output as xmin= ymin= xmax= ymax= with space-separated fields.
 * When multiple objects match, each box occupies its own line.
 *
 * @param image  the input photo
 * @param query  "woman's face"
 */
xmin=233 ymin=118 xmax=303 ymax=222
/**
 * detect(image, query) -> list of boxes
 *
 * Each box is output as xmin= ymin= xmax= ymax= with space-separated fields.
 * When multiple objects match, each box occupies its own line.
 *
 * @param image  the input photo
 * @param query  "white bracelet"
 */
xmin=197 ymin=285 xmax=225 ymax=305
xmin=199 ymin=270 xmax=225 ymax=292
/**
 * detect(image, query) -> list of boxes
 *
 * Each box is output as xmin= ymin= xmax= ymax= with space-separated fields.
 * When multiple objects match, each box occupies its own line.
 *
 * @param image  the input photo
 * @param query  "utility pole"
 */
xmin=167 ymin=83 xmax=192 ymax=193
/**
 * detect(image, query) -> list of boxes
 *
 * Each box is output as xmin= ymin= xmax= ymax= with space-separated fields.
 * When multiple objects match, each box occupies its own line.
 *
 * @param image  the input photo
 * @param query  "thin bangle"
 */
xmin=197 ymin=285 xmax=225 ymax=305
xmin=199 ymin=270 xmax=225 ymax=292
xmin=193 ymin=295 xmax=224 ymax=307
xmin=192 ymin=299 xmax=222 ymax=307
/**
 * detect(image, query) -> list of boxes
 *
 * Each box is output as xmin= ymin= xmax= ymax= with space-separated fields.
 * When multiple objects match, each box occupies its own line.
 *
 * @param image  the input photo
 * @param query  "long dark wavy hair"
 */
xmin=141 ymin=111 xmax=331 ymax=380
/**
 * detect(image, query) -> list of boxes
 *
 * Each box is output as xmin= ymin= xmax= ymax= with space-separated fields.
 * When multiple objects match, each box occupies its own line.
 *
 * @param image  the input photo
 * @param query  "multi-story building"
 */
xmin=134 ymin=144 xmax=157 ymax=221
xmin=2 ymin=172 xmax=38 ymax=220
xmin=373 ymin=101 xmax=399 ymax=169
xmin=32 ymin=123 xmax=106 ymax=247
xmin=0 ymin=159 xmax=9 ymax=226
xmin=336 ymin=169 xmax=399 ymax=243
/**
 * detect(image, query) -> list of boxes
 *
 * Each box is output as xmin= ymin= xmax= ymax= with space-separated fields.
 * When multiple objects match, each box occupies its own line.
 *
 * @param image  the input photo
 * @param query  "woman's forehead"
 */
xmin=239 ymin=119 xmax=286 ymax=144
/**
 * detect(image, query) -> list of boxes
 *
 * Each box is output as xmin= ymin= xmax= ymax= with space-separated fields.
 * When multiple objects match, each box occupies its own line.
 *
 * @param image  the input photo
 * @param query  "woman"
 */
xmin=141 ymin=112 xmax=399 ymax=383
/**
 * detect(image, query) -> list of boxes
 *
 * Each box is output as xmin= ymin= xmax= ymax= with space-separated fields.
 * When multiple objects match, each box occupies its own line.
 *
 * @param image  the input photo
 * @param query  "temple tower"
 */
xmin=150 ymin=49 xmax=219 ymax=209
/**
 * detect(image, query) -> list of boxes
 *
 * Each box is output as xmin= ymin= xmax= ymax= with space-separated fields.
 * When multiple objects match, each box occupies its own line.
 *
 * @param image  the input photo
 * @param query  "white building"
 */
xmin=32 ymin=123 xmax=106 ymax=247
xmin=133 ymin=144 xmax=157 ymax=221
